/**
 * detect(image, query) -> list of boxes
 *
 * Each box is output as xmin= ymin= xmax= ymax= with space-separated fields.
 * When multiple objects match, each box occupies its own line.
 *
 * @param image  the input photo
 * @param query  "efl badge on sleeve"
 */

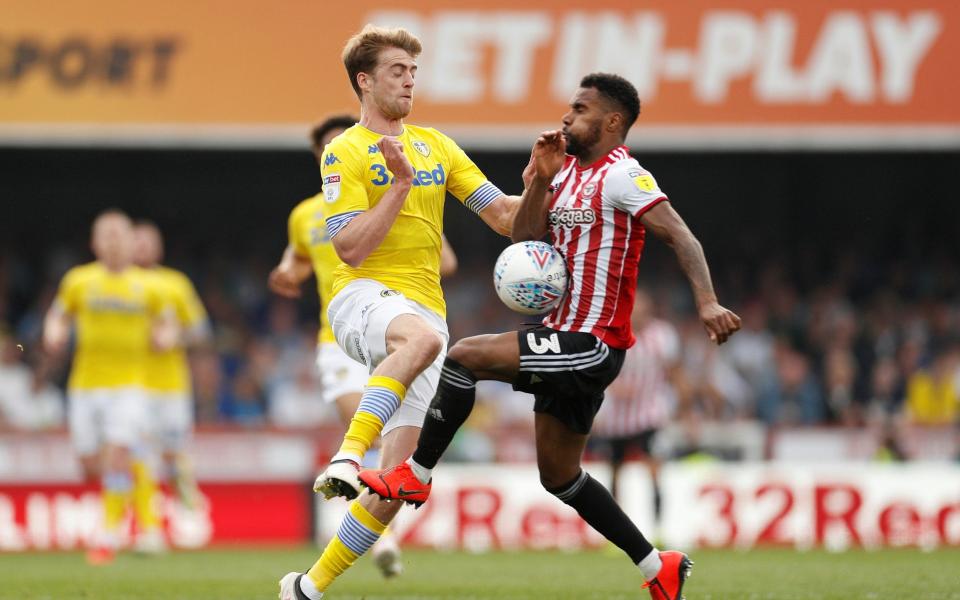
xmin=323 ymin=174 xmax=341 ymax=203
xmin=633 ymin=174 xmax=656 ymax=192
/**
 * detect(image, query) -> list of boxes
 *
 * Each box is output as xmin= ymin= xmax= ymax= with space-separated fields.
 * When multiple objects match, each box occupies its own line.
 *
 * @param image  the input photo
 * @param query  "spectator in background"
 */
xmin=865 ymin=356 xmax=908 ymax=460
xmin=724 ymin=299 xmax=775 ymax=410
xmin=823 ymin=348 xmax=859 ymax=425
xmin=0 ymin=329 xmax=64 ymax=430
xmin=905 ymin=343 xmax=959 ymax=425
xmin=219 ymin=370 xmax=266 ymax=426
xmin=757 ymin=339 xmax=826 ymax=426
xmin=268 ymin=356 xmax=333 ymax=428
xmin=593 ymin=289 xmax=680 ymax=525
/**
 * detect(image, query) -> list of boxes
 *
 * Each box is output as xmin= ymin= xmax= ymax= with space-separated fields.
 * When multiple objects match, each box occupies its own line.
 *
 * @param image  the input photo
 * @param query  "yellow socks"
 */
xmin=306 ymin=501 xmax=387 ymax=592
xmin=101 ymin=470 xmax=133 ymax=542
xmin=337 ymin=376 xmax=405 ymax=460
xmin=132 ymin=460 xmax=161 ymax=532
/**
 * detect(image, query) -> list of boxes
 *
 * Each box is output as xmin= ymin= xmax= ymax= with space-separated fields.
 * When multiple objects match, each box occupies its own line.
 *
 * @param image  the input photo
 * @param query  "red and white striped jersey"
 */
xmin=594 ymin=318 xmax=680 ymax=437
xmin=542 ymin=146 xmax=667 ymax=349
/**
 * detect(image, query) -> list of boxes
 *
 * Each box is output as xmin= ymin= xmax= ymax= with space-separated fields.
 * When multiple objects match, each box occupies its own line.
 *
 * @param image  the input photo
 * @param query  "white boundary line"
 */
xmin=1 ymin=123 xmax=959 ymax=150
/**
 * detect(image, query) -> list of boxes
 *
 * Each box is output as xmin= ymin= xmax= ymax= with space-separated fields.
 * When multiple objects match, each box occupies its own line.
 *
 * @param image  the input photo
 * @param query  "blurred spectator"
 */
xmin=219 ymin=371 xmax=266 ymax=426
xmin=0 ymin=330 xmax=64 ymax=430
xmin=756 ymin=340 xmax=826 ymax=426
xmin=593 ymin=289 xmax=679 ymax=523
xmin=905 ymin=344 xmax=960 ymax=425
xmin=268 ymin=356 xmax=333 ymax=428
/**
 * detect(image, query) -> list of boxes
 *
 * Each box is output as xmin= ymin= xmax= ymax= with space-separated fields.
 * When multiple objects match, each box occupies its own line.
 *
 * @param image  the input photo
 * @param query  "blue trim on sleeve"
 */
xmin=464 ymin=182 xmax=503 ymax=214
xmin=325 ymin=211 xmax=364 ymax=238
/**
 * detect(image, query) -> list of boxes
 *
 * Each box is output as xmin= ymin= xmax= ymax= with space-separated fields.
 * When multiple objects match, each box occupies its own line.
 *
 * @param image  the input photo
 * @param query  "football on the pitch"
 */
xmin=493 ymin=241 xmax=567 ymax=315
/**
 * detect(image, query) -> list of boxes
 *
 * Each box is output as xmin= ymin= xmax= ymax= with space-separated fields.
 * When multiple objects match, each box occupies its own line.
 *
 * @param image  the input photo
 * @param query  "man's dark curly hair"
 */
xmin=310 ymin=114 xmax=357 ymax=151
xmin=580 ymin=73 xmax=641 ymax=136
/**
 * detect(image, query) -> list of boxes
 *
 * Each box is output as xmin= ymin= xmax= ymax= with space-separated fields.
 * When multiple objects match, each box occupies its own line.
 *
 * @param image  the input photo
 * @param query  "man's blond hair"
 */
xmin=342 ymin=24 xmax=422 ymax=99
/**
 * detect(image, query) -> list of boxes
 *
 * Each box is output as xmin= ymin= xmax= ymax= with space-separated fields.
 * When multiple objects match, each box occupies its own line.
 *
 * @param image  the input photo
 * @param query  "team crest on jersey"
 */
xmin=413 ymin=140 xmax=430 ymax=157
xmin=412 ymin=141 xmax=430 ymax=157
xmin=323 ymin=174 xmax=341 ymax=203
xmin=581 ymin=182 xmax=597 ymax=199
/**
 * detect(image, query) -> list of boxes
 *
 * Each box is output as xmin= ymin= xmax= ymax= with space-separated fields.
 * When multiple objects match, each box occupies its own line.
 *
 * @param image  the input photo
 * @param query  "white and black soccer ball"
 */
xmin=493 ymin=241 xmax=568 ymax=315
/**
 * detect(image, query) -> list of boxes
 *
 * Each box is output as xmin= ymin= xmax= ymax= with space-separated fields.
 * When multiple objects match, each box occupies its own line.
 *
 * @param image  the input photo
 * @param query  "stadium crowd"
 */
xmin=1 ymin=242 xmax=958 ymax=460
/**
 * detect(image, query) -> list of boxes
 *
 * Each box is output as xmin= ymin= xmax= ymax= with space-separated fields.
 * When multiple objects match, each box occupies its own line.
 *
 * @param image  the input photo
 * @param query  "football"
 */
xmin=493 ymin=241 xmax=568 ymax=315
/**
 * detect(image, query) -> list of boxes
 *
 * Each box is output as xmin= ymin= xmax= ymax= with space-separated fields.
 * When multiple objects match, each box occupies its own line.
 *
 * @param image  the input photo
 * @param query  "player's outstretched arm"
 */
xmin=511 ymin=131 xmax=566 ymax=243
xmin=331 ymin=136 xmax=414 ymax=267
xmin=41 ymin=304 xmax=71 ymax=355
xmin=151 ymin=308 xmax=182 ymax=352
xmin=641 ymin=202 xmax=742 ymax=344
xmin=268 ymin=246 xmax=312 ymax=299
xmin=439 ymin=234 xmax=458 ymax=277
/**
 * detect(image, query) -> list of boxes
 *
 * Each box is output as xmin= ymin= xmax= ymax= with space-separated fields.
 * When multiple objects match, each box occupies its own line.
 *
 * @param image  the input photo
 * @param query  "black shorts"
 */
xmin=513 ymin=325 xmax=625 ymax=435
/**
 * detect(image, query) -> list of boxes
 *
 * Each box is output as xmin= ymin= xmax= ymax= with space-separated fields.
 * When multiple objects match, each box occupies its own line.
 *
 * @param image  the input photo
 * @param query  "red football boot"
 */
xmin=642 ymin=551 xmax=693 ymax=600
xmin=358 ymin=462 xmax=431 ymax=507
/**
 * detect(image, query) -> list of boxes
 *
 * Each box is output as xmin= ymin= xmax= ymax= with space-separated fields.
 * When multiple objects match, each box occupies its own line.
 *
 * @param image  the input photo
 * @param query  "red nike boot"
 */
xmin=358 ymin=462 xmax=431 ymax=507
xmin=642 ymin=551 xmax=693 ymax=600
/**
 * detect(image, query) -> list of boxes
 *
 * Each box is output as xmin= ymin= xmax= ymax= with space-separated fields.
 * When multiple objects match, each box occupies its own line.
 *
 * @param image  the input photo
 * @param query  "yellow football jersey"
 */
xmin=143 ymin=266 xmax=209 ymax=393
xmin=289 ymin=194 xmax=340 ymax=344
xmin=319 ymin=123 xmax=500 ymax=318
xmin=54 ymin=263 xmax=166 ymax=390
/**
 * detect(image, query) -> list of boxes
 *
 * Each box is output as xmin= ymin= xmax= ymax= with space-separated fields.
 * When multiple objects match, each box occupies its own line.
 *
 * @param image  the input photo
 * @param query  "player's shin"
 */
xmin=334 ymin=376 xmax=406 ymax=464
xmin=131 ymin=459 xmax=161 ymax=534
xmin=409 ymin=358 xmax=478 ymax=482
xmin=101 ymin=469 xmax=133 ymax=546
xmin=303 ymin=500 xmax=388 ymax=598
xmin=547 ymin=470 xmax=660 ymax=578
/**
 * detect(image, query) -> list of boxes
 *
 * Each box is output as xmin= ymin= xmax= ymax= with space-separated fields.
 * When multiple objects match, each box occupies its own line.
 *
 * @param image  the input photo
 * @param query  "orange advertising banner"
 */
xmin=2 ymin=0 xmax=958 ymax=147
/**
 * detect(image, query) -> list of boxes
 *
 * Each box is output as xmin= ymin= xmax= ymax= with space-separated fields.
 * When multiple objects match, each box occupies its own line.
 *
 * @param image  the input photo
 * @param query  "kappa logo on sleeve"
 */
xmin=323 ymin=174 xmax=341 ymax=203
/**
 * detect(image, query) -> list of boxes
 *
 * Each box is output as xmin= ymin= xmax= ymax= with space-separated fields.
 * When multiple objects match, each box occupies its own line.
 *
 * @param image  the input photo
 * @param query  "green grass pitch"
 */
xmin=1 ymin=547 xmax=958 ymax=599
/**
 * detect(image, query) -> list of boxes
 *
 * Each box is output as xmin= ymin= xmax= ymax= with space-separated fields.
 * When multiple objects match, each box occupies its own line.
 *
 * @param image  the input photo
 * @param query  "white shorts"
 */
xmin=327 ymin=278 xmax=448 ymax=435
xmin=68 ymin=387 xmax=150 ymax=456
xmin=147 ymin=392 xmax=194 ymax=452
xmin=316 ymin=341 xmax=369 ymax=404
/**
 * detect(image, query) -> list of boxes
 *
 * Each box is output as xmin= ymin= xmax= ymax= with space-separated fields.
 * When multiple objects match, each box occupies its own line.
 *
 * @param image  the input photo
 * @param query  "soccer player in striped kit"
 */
xmin=594 ymin=288 xmax=681 ymax=526
xmin=362 ymin=73 xmax=741 ymax=600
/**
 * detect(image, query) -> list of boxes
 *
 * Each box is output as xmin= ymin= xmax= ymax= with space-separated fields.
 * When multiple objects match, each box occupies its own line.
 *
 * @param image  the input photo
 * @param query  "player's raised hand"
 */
xmin=268 ymin=265 xmax=302 ymax=299
xmin=532 ymin=130 xmax=566 ymax=180
xmin=377 ymin=136 xmax=415 ymax=184
xmin=699 ymin=302 xmax=742 ymax=345
xmin=521 ymin=147 xmax=536 ymax=189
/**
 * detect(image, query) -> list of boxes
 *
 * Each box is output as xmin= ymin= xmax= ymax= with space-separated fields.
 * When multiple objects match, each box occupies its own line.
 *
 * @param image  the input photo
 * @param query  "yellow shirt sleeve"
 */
xmin=289 ymin=200 xmax=311 ymax=258
xmin=54 ymin=266 xmax=83 ymax=315
xmin=319 ymin=139 xmax=368 ymax=239
xmin=438 ymin=130 xmax=502 ymax=214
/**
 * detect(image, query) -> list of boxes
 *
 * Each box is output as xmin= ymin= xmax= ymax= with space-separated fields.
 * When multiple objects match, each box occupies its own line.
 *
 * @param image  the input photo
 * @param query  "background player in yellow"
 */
xmin=43 ymin=210 xmax=179 ymax=565
xmin=279 ymin=25 xmax=525 ymax=600
xmin=133 ymin=220 xmax=211 ymax=522
xmin=269 ymin=114 xmax=456 ymax=579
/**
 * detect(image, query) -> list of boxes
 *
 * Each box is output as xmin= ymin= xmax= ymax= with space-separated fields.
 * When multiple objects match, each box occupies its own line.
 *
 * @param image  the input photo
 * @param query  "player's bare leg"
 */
xmin=315 ymin=314 xmax=442 ymax=500
xmin=360 ymin=332 xmax=518 ymax=502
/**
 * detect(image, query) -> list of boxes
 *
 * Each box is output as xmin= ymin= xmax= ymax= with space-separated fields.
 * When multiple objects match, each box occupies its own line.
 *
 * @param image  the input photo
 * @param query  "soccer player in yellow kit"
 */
xmin=43 ymin=210 xmax=179 ymax=564
xmin=279 ymin=25 xmax=521 ymax=600
xmin=270 ymin=115 xmax=458 ymax=578
xmin=133 ymin=221 xmax=211 ymax=521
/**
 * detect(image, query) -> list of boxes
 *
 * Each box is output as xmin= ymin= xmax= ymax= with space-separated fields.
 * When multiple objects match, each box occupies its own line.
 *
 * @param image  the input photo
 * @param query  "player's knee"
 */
xmin=537 ymin=461 xmax=578 ymax=492
xmin=446 ymin=335 xmax=495 ymax=372
xmin=407 ymin=329 xmax=444 ymax=368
